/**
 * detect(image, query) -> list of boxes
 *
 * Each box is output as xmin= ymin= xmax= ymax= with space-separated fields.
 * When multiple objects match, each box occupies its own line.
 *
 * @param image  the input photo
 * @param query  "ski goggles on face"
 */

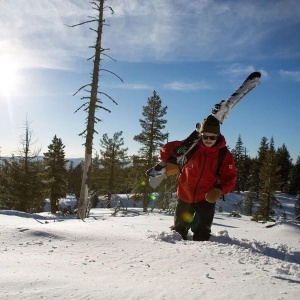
xmin=201 ymin=134 xmax=218 ymax=141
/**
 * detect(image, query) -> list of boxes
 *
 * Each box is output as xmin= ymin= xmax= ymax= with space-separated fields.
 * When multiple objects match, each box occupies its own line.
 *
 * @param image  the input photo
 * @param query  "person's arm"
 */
xmin=160 ymin=141 xmax=182 ymax=162
xmin=218 ymin=152 xmax=237 ymax=195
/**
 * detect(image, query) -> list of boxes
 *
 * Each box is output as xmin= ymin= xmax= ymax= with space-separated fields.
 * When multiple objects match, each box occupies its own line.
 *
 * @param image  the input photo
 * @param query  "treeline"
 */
xmin=0 ymin=92 xmax=300 ymax=221
xmin=231 ymin=135 xmax=300 ymax=221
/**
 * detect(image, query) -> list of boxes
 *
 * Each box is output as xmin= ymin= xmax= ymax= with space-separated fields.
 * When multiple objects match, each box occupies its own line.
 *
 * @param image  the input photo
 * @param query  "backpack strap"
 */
xmin=216 ymin=147 xmax=228 ymax=175
xmin=172 ymin=145 xmax=228 ymax=175
xmin=216 ymin=147 xmax=229 ymax=201
xmin=177 ymin=142 xmax=199 ymax=172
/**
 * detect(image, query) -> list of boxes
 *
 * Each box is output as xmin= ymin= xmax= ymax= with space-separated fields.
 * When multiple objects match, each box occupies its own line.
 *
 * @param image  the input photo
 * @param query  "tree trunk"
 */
xmin=77 ymin=152 xmax=92 ymax=218
xmin=77 ymin=0 xmax=104 ymax=219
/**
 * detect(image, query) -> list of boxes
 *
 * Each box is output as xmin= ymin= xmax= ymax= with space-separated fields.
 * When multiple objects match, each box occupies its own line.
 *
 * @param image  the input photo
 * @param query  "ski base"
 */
xmin=149 ymin=173 xmax=167 ymax=188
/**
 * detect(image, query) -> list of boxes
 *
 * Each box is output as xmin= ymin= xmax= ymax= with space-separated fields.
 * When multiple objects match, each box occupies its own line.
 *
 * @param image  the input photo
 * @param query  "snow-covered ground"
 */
xmin=1 ymin=193 xmax=299 ymax=300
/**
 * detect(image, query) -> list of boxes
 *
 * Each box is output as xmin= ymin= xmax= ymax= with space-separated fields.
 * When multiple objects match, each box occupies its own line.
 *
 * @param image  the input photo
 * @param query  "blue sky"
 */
xmin=0 ymin=0 xmax=299 ymax=162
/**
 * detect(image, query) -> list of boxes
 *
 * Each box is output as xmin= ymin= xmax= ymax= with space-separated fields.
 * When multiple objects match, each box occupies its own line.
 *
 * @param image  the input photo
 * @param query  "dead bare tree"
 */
xmin=67 ymin=0 xmax=121 ymax=219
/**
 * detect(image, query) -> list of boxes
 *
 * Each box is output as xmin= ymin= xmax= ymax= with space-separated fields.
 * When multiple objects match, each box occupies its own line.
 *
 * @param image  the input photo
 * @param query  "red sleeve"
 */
xmin=160 ymin=141 xmax=182 ymax=162
xmin=219 ymin=151 xmax=237 ymax=195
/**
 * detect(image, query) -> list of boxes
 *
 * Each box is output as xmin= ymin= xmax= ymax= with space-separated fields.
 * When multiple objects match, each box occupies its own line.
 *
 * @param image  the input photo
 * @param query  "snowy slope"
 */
xmin=0 ymin=193 xmax=299 ymax=300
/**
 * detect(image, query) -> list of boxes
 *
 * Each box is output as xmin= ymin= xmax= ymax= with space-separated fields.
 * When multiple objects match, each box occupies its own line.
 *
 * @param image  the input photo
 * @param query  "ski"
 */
xmin=212 ymin=71 xmax=261 ymax=123
xmin=146 ymin=71 xmax=261 ymax=188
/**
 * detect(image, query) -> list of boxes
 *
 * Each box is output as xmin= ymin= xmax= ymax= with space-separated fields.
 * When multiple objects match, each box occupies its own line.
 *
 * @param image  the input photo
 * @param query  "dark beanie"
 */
xmin=199 ymin=115 xmax=220 ymax=135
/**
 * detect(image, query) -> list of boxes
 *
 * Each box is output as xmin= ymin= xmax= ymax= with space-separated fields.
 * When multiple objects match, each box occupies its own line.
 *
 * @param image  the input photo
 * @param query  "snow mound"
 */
xmin=147 ymin=230 xmax=184 ymax=243
xmin=211 ymin=230 xmax=300 ymax=264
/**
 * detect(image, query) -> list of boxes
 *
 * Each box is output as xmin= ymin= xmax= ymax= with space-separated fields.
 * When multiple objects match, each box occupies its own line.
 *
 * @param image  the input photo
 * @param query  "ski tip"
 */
xmin=247 ymin=71 xmax=261 ymax=80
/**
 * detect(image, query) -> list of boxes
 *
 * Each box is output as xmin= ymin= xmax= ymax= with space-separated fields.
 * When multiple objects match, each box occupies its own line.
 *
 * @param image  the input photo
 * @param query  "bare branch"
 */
xmin=89 ymin=27 xmax=97 ymax=33
xmin=91 ymin=1 xmax=100 ymax=10
xmin=101 ymin=68 xmax=123 ymax=82
xmin=98 ymin=91 xmax=118 ymax=105
xmin=95 ymin=105 xmax=111 ymax=113
xmin=102 ymin=53 xmax=116 ymax=62
xmin=95 ymin=98 xmax=103 ymax=104
xmin=87 ymin=15 xmax=98 ymax=21
xmin=104 ymin=6 xmax=114 ymax=14
xmin=79 ymin=129 xmax=87 ymax=136
xmin=74 ymin=102 xmax=89 ymax=113
xmin=73 ymin=84 xmax=91 ymax=96
xmin=65 ymin=20 xmax=97 ymax=28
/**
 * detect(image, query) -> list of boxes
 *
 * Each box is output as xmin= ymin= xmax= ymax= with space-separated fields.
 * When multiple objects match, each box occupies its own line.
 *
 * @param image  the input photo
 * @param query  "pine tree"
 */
xmin=231 ymin=135 xmax=243 ymax=192
xmin=2 ymin=157 xmax=30 ymax=211
xmin=295 ymin=193 xmax=300 ymax=219
xmin=157 ymin=175 xmax=177 ymax=210
xmin=134 ymin=91 xmax=168 ymax=211
xmin=242 ymin=148 xmax=253 ymax=191
xmin=67 ymin=161 xmax=83 ymax=199
xmin=0 ymin=155 xmax=9 ymax=209
xmin=125 ymin=155 xmax=146 ymax=204
xmin=247 ymin=157 xmax=258 ymax=199
xmin=289 ymin=156 xmax=300 ymax=195
xmin=97 ymin=131 xmax=129 ymax=208
xmin=232 ymin=135 xmax=251 ymax=192
xmin=254 ymin=137 xmax=278 ymax=221
xmin=257 ymin=137 xmax=269 ymax=162
xmin=243 ymin=191 xmax=255 ymax=216
xmin=43 ymin=135 xmax=68 ymax=214
xmin=90 ymin=152 xmax=102 ymax=195
xmin=275 ymin=144 xmax=292 ymax=192
xmin=251 ymin=137 xmax=269 ymax=200
xmin=1 ymin=120 xmax=46 ymax=212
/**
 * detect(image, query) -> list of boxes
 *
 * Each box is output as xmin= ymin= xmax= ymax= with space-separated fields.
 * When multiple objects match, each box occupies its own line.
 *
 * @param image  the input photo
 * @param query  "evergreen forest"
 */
xmin=1 ymin=91 xmax=300 ymax=222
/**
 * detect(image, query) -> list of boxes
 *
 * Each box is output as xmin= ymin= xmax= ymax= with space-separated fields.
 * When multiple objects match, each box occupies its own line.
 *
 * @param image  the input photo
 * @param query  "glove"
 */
xmin=205 ymin=187 xmax=222 ymax=203
xmin=166 ymin=163 xmax=179 ymax=176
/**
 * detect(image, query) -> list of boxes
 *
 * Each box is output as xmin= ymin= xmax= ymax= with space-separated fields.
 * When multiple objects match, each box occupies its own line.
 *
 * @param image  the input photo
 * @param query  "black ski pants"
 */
xmin=174 ymin=199 xmax=216 ymax=241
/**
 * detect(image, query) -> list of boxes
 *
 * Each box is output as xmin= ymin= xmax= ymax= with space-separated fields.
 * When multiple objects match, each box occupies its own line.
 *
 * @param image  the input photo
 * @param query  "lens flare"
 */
xmin=0 ymin=56 xmax=19 ymax=97
xmin=149 ymin=193 xmax=156 ymax=201
xmin=181 ymin=211 xmax=193 ymax=223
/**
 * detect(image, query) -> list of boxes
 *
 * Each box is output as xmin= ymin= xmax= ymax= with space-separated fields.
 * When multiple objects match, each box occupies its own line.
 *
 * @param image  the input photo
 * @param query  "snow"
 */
xmin=1 ymin=193 xmax=299 ymax=300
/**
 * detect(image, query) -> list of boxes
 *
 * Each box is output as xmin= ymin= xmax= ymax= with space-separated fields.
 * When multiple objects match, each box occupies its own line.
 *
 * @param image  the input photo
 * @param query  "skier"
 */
xmin=160 ymin=115 xmax=237 ymax=241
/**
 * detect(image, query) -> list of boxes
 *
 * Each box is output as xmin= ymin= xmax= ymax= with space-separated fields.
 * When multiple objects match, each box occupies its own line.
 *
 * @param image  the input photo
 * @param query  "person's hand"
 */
xmin=205 ymin=187 xmax=222 ymax=203
xmin=166 ymin=163 xmax=179 ymax=176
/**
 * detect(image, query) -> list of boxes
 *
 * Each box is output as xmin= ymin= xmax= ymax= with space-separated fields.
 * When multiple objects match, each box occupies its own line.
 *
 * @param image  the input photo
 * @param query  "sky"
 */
xmin=0 ymin=192 xmax=299 ymax=299
xmin=0 ymin=0 xmax=300 ymax=162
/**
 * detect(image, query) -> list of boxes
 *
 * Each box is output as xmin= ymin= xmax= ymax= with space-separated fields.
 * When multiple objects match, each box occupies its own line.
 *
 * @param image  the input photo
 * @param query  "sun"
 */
xmin=0 ymin=56 xmax=19 ymax=96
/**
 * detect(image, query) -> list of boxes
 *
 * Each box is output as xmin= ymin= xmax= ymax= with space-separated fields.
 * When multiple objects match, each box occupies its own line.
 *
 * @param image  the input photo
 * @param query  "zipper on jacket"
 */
xmin=192 ymin=149 xmax=207 ymax=203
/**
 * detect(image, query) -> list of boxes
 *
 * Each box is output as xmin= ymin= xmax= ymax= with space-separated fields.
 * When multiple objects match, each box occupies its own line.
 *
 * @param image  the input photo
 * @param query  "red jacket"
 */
xmin=160 ymin=135 xmax=237 ymax=203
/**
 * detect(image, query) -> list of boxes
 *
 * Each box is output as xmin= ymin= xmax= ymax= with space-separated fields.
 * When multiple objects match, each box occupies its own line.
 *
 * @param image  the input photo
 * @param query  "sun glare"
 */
xmin=0 ymin=56 xmax=19 ymax=96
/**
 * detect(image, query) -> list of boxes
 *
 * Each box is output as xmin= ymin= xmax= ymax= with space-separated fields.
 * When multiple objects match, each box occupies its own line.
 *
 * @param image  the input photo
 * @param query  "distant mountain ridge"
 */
xmin=66 ymin=158 xmax=84 ymax=167
xmin=0 ymin=156 xmax=84 ymax=168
